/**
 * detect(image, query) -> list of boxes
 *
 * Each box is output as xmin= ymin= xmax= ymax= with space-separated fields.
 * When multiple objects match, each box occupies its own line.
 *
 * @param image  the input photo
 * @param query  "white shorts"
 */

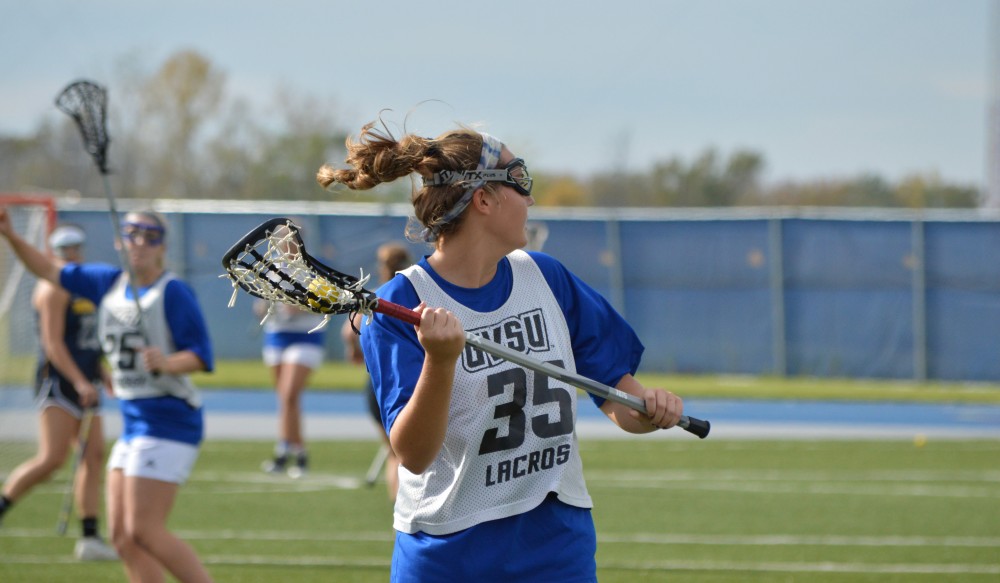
xmin=108 ymin=436 xmax=199 ymax=484
xmin=262 ymin=343 xmax=325 ymax=369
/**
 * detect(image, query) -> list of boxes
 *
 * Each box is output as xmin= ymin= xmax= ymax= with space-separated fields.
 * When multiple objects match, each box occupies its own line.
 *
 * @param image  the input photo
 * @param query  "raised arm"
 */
xmin=0 ymin=207 xmax=65 ymax=285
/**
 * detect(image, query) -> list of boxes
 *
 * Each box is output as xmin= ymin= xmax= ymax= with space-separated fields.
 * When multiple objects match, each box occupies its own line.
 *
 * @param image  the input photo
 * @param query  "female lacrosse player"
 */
xmin=0 ymin=224 xmax=117 ymax=561
xmin=318 ymin=122 xmax=683 ymax=582
xmin=0 ymin=208 xmax=215 ymax=583
xmin=254 ymin=222 xmax=327 ymax=477
xmin=342 ymin=241 xmax=414 ymax=502
xmin=256 ymin=300 xmax=327 ymax=478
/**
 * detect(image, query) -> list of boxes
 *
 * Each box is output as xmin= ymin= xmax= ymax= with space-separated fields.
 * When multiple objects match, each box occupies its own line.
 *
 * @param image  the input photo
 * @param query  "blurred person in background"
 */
xmin=256 ymin=299 xmax=327 ymax=478
xmin=0 ymin=223 xmax=117 ymax=561
xmin=254 ymin=221 xmax=327 ymax=479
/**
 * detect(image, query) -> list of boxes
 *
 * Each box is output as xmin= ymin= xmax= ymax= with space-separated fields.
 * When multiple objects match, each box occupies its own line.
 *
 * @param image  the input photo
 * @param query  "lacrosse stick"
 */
xmin=56 ymin=408 xmax=94 ymax=535
xmin=55 ymin=80 xmax=152 ymax=345
xmin=221 ymin=218 xmax=711 ymax=439
xmin=365 ymin=444 xmax=391 ymax=487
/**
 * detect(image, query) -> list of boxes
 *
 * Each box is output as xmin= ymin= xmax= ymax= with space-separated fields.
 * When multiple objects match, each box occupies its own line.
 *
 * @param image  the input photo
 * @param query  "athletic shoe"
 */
xmin=261 ymin=454 xmax=288 ymax=474
xmin=287 ymin=452 xmax=308 ymax=479
xmin=74 ymin=537 xmax=118 ymax=561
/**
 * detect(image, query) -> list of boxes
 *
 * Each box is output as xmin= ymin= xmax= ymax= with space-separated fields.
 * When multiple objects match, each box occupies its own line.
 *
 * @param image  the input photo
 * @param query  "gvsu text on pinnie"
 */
xmin=463 ymin=308 xmax=551 ymax=372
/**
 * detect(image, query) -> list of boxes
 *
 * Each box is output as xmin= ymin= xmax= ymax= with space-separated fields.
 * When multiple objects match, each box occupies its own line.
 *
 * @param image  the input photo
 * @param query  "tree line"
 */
xmin=0 ymin=50 xmax=980 ymax=209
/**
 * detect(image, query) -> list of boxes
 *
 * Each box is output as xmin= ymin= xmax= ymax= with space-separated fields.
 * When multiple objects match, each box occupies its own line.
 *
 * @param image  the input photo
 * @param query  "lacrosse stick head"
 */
xmin=221 ymin=218 xmax=376 ymax=322
xmin=55 ymin=80 xmax=110 ymax=174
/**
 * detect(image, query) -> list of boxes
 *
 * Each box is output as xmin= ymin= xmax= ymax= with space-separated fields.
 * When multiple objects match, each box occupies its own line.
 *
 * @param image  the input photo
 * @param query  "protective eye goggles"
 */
xmin=424 ymin=158 xmax=533 ymax=197
xmin=120 ymin=222 xmax=165 ymax=246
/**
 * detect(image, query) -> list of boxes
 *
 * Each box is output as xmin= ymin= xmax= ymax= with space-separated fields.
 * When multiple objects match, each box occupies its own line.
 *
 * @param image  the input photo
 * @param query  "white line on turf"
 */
xmin=1 ymin=554 xmax=997 ymax=575
xmin=5 ymin=528 xmax=998 ymax=547
xmin=585 ymin=479 xmax=1000 ymax=498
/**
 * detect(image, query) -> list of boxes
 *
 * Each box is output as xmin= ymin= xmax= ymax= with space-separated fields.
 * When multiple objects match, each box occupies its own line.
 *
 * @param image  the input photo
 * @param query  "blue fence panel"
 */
xmin=58 ymin=210 xmax=121 ymax=266
xmin=783 ymin=219 xmax=914 ymax=378
xmin=174 ymin=213 xmax=269 ymax=359
xmin=540 ymin=220 xmax=614 ymax=299
xmin=924 ymin=222 xmax=1000 ymax=380
xmin=627 ymin=287 xmax=774 ymax=373
xmin=36 ymin=203 xmax=1000 ymax=382
xmin=317 ymin=214 xmax=423 ymax=280
xmin=620 ymin=220 xmax=773 ymax=374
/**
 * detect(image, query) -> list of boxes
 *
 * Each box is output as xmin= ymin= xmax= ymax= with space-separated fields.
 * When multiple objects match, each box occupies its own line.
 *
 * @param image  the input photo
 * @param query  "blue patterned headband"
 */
xmin=420 ymin=132 xmax=504 ymax=242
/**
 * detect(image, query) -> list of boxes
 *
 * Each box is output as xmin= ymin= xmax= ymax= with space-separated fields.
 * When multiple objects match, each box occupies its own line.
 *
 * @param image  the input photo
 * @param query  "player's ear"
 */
xmin=472 ymin=187 xmax=499 ymax=213
xmin=471 ymin=187 xmax=490 ymax=211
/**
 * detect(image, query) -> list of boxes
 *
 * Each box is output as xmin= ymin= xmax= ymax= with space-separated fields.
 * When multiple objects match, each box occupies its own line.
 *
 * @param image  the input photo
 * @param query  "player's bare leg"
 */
xmin=108 ymin=470 xmax=212 ymax=583
xmin=2 ymin=407 xmax=76 ymax=501
xmin=276 ymin=362 xmax=311 ymax=477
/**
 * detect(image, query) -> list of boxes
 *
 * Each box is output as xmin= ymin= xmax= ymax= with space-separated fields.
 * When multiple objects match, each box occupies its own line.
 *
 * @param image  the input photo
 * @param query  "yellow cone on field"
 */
xmin=913 ymin=433 xmax=927 ymax=448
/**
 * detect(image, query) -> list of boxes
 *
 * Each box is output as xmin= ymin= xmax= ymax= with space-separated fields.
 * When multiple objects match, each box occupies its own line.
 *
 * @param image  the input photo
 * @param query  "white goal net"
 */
xmin=0 ymin=195 xmax=55 ymax=477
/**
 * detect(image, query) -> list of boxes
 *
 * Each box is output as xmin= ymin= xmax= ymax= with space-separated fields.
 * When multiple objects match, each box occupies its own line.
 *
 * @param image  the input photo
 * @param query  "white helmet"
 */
xmin=48 ymin=224 xmax=86 ymax=249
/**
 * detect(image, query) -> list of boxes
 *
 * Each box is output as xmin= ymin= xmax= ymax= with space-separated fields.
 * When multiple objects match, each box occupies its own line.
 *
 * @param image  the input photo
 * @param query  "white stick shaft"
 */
xmin=56 ymin=409 xmax=94 ymax=535
xmin=462 ymin=332 xmax=646 ymax=411
xmin=364 ymin=444 xmax=391 ymax=486
xmin=102 ymin=173 xmax=149 ymax=340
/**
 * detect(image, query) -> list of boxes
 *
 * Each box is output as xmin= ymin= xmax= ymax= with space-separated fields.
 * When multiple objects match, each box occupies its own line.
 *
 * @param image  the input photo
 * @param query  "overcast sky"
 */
xmin=1 ymin=0 xmax=994 ymax=186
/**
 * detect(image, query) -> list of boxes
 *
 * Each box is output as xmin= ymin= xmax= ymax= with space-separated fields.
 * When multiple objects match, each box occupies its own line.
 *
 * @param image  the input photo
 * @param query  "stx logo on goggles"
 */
xmin=462 ymin=309 xmax=551 ymax=373
xmin=427 ymin=168 xmax=509 ymax=186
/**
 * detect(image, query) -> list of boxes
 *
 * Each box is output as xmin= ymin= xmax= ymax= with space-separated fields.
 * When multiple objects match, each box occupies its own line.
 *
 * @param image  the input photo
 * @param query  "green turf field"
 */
xmin=195 ymin=360 xmax=1000 ymax=404
xmin=1 ymin=438 xmax=998 ymax=582
xmin=5 ymin=355 xmax=1000 ymax=403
